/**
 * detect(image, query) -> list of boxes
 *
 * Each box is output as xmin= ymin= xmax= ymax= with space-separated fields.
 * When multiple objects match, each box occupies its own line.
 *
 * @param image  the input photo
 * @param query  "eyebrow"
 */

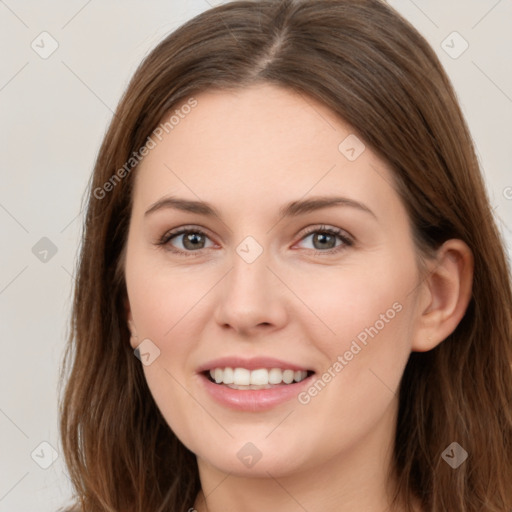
xmin=144 ymin=195 xmax=376 ymax=220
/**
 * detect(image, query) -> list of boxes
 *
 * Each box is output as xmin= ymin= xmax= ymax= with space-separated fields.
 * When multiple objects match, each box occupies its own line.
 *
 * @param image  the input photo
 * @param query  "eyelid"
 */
xmin=297 ymin=224 xmax=353 ymax=241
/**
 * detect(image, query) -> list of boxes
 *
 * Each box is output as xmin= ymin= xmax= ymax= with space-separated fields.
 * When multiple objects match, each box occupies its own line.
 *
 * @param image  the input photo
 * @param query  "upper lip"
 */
xmin=196 ymin=356 xmax=313 ymax=373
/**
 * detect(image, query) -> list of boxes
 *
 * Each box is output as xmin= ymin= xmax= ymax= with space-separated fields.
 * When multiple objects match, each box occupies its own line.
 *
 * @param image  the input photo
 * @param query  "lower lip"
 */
xmin=199 ymin=373 xmax=314 ymax=412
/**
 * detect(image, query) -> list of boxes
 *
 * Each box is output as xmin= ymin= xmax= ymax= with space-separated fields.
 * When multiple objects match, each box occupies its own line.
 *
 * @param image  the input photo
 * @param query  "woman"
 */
xmin=59 ymin=0 xmax=512 ymax=511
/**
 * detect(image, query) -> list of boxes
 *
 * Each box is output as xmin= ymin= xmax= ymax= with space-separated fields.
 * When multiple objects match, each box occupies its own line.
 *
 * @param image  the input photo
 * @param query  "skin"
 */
xmin=124 ymin=83 xmax=473 ymax=512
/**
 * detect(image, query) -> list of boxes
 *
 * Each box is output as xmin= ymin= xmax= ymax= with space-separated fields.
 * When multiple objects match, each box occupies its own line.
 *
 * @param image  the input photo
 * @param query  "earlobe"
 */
xmin=411 ymin=239 xmax=473 ymax=352
xmin=124 ymin=298 xmax=139 ymax=348
xmin=128 ymin=321 xmax=139 ymax=350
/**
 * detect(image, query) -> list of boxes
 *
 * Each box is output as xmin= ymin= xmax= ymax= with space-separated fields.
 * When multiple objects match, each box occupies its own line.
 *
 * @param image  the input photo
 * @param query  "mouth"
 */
xmin=203 ymin=367 xmax=315 ymax=390
xmin=197 ymin=358 xmax=316 ymax=411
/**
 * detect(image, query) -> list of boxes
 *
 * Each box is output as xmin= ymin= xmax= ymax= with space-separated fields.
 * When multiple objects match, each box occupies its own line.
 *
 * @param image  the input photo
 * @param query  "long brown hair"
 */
xmin=59 ymin=1 xmax=512 ymax=510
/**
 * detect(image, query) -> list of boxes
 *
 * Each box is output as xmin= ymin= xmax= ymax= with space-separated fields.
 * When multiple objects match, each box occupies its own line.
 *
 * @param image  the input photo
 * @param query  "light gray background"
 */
xmin=0 ymin=1 xmax=511 ymax=510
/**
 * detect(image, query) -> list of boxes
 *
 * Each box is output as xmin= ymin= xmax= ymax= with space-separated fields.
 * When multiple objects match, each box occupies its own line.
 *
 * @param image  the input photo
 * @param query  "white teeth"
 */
xmin=282 ymin=369 xmax=294 ymax=384
xmin=207 ymin=367 xmax=309 ymax=386
xmin=268 ymin=368 xmax=283 ymax=384
xmin=222 ymin=367 xmax=234 ymax=384
xmin=250 ymin=368 xmax=268 ymax=385
xmin=233 ymin=368 xmax=251 ymax=385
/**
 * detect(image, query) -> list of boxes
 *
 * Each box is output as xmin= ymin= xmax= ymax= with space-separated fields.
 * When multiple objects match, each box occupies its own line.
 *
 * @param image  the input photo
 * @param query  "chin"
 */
xmin=190 ymin=436 xmax=317 ymax=478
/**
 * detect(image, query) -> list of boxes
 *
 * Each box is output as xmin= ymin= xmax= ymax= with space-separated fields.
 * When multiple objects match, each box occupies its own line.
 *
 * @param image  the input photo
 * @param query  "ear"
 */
xmin=124 ymin=297 xmax=138 ymax=349
xmin=411 ymin=239 xmax=473 ymax=352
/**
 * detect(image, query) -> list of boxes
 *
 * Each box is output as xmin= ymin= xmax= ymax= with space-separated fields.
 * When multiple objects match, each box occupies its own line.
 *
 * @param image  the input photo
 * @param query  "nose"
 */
xmin=213 ymin=249 xmax=289 ymax=338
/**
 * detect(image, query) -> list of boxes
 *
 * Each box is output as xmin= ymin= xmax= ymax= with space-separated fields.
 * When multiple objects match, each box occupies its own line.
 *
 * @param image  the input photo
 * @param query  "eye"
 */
xmin=156 ymin=224 xmax=353 ymax=257
xmin=157 ymin=226 xmax=215 ymax=256
xmin=295 ymin=225 xmax=353 ymax=254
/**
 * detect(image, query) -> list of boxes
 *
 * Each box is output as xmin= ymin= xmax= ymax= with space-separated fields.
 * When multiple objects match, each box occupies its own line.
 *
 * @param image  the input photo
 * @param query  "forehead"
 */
xmin=132 ymin=83 xmax=403 ymax=223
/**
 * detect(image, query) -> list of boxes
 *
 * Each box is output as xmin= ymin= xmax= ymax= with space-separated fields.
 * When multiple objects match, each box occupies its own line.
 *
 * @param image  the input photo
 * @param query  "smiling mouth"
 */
xmin=203 ymin=367 xmax=315 ymax=390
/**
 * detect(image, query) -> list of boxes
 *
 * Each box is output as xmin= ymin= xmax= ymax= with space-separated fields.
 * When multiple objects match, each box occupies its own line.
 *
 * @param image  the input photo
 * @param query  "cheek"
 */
xmin=125 ymin=255 xmax=217 ymax=448
xmin=126 ymin=250 xmax=208 ymax=340
xmin=291 ymin=251 xmax=418 ymax=417
xmin=127 ymin=280 xmax=207 ymax=452
xmin=290 ymin=252 xmax=417 ymax=356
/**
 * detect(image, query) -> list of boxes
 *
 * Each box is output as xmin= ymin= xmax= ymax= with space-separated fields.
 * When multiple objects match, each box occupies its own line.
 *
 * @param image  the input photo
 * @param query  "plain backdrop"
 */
xmin=0 ymin=1 xmax=511 ymax=510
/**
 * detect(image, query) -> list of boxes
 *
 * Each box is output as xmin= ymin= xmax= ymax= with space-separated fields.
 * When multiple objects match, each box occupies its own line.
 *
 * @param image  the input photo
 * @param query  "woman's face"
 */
xmin=124 ymin=84 xmax=425 ymax=478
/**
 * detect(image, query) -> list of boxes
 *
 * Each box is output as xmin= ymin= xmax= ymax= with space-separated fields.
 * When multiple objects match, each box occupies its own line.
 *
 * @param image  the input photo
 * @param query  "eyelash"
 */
xmin=156 ymin=225 xmax=354 ymax=257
